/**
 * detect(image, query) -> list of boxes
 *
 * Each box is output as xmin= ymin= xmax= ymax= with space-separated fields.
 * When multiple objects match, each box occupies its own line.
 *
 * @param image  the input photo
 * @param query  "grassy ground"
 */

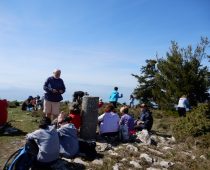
xmin=0 ymin=107 xmax=41 ymax=169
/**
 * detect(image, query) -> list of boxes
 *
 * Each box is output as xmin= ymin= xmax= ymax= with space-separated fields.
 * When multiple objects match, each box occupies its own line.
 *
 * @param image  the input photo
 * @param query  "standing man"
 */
xmin=109 ymin=87 xmax=123 ymax=108
xmin=43 ymin=69 xmax=66 ymax=120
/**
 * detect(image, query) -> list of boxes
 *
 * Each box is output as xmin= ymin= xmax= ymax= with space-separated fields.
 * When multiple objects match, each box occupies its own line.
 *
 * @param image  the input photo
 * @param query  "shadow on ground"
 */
xmin=0 ymin=122 xmax=27 ymax=136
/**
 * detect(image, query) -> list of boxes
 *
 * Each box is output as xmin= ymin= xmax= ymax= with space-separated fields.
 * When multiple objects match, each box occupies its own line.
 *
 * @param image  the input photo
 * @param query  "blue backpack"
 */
xmin=3 ymin=140 xmax=38 ymax=170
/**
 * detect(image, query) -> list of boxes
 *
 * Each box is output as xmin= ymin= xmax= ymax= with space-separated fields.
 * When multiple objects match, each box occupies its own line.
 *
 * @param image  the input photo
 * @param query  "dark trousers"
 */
xmin=31 ymin=160 xmax=57 ymax=170
xmin=110 ymin=101 xmax=117 ymax=108
xmin=178 ymin=107 xmax=186 ymax=117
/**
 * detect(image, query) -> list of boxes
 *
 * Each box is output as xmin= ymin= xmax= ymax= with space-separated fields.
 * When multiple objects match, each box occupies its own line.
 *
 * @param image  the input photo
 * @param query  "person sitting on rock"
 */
xmin=134 ymin=103 xmax=153 ymax=131
xmin=26 ymin=117 xmax=59 ymax=170
xmin=57 ymin=116 xmax=79 ymax=158
xmin=119 ymin=106 xmax=135 ymax=141
xmin=98 ymin=103 xmax=120 ymax=138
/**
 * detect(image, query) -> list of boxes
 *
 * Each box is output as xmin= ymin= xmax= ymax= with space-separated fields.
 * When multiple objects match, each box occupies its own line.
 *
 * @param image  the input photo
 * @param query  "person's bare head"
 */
xmin=53 ymin=69 xmax=61 ymax=79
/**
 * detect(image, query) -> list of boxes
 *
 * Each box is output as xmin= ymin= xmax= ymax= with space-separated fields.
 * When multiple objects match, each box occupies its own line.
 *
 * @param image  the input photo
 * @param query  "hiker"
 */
xmin=43 ymin=69 xmax=66 ymax=120
xmin=21 ymin=96 xmax=35 ymax=111
xmin=98 ymin=103 xmax=120 ymax=138
xmin=129 ymin=94 xmax=135 ymax=108
xmin=177 ymin=95 xmax=190 ymax=117
xmin=72 ymin=91 xmax=89 ymax=105
xmin=109 ymin=87 xmax=123 ymax=108
xmin=68 ymin=102 xmax=81 ymax=130
xmin=134 ymin=103 xmax=153 ymax=131
xmin=119 ymin=106 xmax=135 ymax=140
xmin=26 ymin=117 xmax=59 ymax=170
xmin=57 ymin=116 xmax=79 ymax=158
xmin=35 ymin=95 xmax=44 ymax=110
xmin=98 ymin=98 xmax=104 ymax=108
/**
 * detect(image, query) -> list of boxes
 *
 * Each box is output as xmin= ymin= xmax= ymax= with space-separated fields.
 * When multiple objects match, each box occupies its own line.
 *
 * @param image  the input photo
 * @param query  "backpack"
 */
xmin=78 ymin=139 xmax=97 ymax=158
xmin=3 ymin=140 xmax=38 ymax=170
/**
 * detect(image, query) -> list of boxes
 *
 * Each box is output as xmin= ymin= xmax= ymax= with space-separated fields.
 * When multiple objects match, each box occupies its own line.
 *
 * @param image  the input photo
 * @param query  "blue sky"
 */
xmin=0 ymin=0 xmax=210 ymax=103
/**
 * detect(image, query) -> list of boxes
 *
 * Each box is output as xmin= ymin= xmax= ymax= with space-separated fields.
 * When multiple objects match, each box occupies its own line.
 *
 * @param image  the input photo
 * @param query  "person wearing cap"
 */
xmin=26 ymin=117 xmax=60 ymax=169
xmin=109 ymin=87 xmax=123 ymax=108
xmin=43 ymin=69 xmax=66 ymax=120
xmin=98 ymin=98 xmax=104 ymax=108
xmin=57 ymin=116 xmax=79 ymax=158
xmin=134 ymin=103 xmax=153 ymax=131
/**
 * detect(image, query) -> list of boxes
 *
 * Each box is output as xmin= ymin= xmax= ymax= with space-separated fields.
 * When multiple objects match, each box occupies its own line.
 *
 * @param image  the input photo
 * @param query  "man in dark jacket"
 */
xmin=43 ymin=69 xmax=66 ymax=120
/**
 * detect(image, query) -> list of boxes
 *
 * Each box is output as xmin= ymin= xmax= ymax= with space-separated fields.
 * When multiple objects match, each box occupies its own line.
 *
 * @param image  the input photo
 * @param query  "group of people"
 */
xmin=26 ymin=115 xmax=79 ymax=170
xmin=21 ymin=95 xmax=43 ymax=111
xmin=23 ymin=68 xmax=194 ymax=169
xmin=98 ymin=103 xmax=153 ymax=141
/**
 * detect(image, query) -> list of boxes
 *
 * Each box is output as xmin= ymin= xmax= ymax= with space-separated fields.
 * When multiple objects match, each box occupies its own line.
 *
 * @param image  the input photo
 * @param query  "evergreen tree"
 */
xmin=132 ymin=59 xmax=158 ymax=103
xmin=133 ymin=37 xmax=210 ymax=109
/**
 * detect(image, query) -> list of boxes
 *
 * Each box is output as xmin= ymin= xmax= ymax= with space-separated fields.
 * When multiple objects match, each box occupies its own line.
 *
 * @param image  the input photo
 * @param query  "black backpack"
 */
xmin=79 ymin=139 xmax=97 ymax=158
xmin=3 ymin=140 xmax=38 ymax=170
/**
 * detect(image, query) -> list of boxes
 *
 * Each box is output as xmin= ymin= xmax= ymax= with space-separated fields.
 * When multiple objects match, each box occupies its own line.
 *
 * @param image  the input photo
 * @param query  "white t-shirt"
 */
xmin=98 ymin=112 xmax=120 ymax=134
xmin=177 ymin=97 xmax=189 ymax=109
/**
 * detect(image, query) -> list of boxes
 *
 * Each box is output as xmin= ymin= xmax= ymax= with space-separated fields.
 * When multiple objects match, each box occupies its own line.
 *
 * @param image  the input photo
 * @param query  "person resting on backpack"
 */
xmin=119 ymin=106 xmax=135 ymax=137
xmin=57 ymin=116 xmax=79 ymax=158
xmin=26 ymin=116 xmax=59 ymax=170
xmin=98 ymin=103 xmax=120 ymax=138
xmin=134 ymin=103 xmax=153 ymax=131
xmin=68 ymin=102 xmax=81 ymax=130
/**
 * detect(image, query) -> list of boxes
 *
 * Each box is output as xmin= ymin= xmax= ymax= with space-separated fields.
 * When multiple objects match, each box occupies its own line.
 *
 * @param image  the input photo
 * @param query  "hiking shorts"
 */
xmin=43 ymin=100 xmax=60 ymax=116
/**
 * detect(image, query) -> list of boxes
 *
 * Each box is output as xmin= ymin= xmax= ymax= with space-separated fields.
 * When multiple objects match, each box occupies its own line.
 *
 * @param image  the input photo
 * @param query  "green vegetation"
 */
xmin=132 ymin=37 xmax=210 ymax=109
xmin=172 ymin=103 xmax=210 ymax=142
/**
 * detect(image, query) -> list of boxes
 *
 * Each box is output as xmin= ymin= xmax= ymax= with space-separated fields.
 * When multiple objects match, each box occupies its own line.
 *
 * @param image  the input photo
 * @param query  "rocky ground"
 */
xmin=49 ymin=131 xmax=209 ymax=170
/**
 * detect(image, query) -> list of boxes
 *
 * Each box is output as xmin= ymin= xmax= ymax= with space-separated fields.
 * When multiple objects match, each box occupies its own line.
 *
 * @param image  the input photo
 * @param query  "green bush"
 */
xmin=8 ymin=100 xmax=20 ymax=108
xmin=172 ymin=103 xmax=210 ymax=142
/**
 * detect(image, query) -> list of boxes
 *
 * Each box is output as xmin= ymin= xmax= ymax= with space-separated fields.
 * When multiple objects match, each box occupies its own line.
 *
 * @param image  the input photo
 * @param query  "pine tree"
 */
xmin=132 ymin=59 xmax=158 ymax=103
xmin=133 ymin=37 xmax=210 ymax=109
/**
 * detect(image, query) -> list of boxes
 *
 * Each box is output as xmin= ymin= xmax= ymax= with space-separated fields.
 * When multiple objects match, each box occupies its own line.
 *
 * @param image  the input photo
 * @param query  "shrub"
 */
xmin=172 ymin=103 xmax=210 ymax=142
xmin=8 ymin=100 xmax=20 ymax=108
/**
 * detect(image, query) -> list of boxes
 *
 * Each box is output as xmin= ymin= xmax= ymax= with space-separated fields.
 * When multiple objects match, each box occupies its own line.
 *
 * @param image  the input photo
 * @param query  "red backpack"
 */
xmin=0 ymin=99 xmax=8 ymax=126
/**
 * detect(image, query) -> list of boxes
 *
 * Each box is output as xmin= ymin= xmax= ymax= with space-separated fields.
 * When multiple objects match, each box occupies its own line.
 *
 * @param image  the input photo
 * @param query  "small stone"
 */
xmin=130 ymin=160 xmax=142 ymax=168
xmin=73 ymin=158 xmax=89 ymax=166
xmin=140 ymin=153 xmax=153 ymax=163
xmin=92 ymin=159 xmax=103 ymax=165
